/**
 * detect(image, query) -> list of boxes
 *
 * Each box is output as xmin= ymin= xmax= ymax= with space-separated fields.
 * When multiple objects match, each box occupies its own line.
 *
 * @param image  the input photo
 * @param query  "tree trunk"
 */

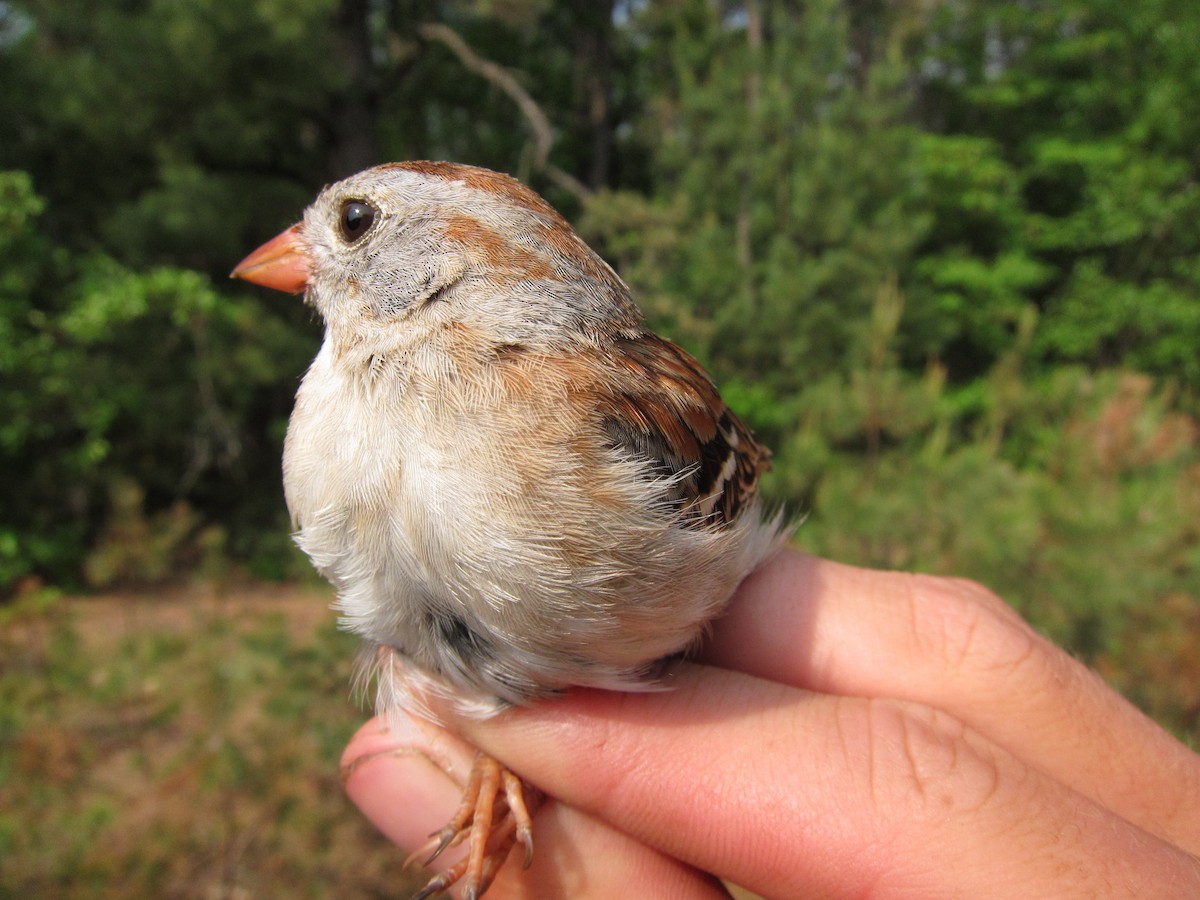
xmin=570 ymin=0 xmax=616 ymax=190
xmin=329 ymin=0 xmax=381 ymax=178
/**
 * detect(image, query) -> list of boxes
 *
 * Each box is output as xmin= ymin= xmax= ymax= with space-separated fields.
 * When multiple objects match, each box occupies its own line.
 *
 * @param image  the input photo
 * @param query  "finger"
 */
xmin=702 ymin=549 xmax=1200 ymax=852
xmin=341 ymin=714 xmax=732 ymax=900
xmin=454 ymin=664 xmax=1200 ymax=899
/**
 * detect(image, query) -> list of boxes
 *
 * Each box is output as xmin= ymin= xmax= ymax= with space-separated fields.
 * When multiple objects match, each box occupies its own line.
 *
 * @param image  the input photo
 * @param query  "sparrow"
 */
xmin=232 ymin=161 xmax=787 ymax=898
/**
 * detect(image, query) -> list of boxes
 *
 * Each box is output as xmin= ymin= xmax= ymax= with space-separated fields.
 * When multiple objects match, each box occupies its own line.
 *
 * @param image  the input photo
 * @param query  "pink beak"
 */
xmin=230 ymin=224 xmax=311 ymax=294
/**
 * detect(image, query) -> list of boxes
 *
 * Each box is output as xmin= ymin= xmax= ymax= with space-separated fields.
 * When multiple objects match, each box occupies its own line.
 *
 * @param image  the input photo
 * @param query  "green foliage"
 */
xmin=796 ymin=360 xmax=1199 ymax=660
xmin=911 ymin=0 xmax=1200 ymax=380
xmin=906 ymin=133 xmax=1050 ymax=363
xmin=0 ymin=171 xmax=313 ymax=590
xmin=585 ymin=0 xmax=929 ymax=412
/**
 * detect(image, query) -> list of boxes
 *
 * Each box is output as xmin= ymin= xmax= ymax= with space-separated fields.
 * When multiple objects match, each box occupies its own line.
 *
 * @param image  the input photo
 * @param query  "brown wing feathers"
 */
xmin=594 ymin=333 xmax=769 ymax=526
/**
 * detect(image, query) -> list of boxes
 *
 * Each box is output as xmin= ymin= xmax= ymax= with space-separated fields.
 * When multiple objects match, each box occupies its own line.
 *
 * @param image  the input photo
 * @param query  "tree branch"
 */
xmin=416 ymin=22 xmax=591 ymax=202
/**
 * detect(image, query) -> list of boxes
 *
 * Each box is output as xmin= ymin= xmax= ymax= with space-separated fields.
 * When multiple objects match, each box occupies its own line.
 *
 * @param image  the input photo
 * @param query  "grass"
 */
xmin=0 ymin=580 xmax=426 ymax=899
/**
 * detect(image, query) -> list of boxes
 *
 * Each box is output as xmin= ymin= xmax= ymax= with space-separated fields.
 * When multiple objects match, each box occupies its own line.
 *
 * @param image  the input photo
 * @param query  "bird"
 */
xmin=232 ymin=161 xmax=787 ymax=898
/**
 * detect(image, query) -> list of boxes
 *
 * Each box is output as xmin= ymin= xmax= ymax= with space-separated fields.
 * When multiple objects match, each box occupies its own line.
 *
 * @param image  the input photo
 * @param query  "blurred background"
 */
xmin=2 ymin=0 xmax=1198 ymax=896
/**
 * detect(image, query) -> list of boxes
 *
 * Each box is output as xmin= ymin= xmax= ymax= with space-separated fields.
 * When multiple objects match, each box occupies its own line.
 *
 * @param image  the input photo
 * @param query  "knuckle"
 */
xmin=906 ymin=573 xmax=1044 ymax=684
xmin=861 ymin=698 xmax=1005 ymax=821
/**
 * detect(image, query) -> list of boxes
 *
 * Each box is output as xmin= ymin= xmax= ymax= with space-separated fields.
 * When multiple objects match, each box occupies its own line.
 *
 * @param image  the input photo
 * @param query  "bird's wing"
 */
xmin=581 ymin=332 xmax=770 ymax=527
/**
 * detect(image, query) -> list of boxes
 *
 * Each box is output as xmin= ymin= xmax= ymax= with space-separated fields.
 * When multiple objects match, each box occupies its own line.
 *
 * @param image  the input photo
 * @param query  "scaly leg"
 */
xmin=412 ymin=752 xmax=543 ymax=899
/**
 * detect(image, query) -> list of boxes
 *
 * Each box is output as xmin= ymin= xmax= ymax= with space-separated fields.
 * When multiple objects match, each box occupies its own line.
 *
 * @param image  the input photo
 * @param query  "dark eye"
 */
xmin=338 ymin=199 xmax=377 ymax=243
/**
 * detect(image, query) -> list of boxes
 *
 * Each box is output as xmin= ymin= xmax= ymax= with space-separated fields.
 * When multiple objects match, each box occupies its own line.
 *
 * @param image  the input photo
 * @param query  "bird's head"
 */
xmin=232 ymin=162 xmax=640 ymax=352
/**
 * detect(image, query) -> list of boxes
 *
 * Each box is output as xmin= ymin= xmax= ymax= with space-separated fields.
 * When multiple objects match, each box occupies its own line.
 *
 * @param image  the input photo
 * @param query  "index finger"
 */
xmin=702 ymin=550 xmax=1200 ymax=853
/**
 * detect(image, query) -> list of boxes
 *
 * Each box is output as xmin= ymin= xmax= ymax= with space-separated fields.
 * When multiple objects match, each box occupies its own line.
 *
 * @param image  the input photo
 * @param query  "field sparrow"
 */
xmin=232 ymin=161 xmax=787 ymax=897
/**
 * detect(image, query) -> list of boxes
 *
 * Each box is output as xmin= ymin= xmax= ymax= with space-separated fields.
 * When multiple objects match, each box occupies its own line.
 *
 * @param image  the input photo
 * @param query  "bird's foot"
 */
xmin=410 ymin=751 xmax=541 ymax=899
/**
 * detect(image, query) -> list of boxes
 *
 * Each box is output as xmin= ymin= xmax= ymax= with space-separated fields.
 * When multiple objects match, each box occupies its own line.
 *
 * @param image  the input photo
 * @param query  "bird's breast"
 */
xmin=279 ymin=337 xmax=785 ymax=710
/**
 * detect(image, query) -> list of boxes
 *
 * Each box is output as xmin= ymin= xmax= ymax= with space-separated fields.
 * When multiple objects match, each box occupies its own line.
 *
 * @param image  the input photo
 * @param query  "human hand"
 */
xmin=341 ymin=549 xmax=1200 ymax=898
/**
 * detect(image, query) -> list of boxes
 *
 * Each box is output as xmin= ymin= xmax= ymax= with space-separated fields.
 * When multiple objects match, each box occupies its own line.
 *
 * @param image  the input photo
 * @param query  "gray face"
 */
xmin=300 ymin=168 xmax=469 ymax=325
xmin=297 ymin=164 xmax=643 ymax=350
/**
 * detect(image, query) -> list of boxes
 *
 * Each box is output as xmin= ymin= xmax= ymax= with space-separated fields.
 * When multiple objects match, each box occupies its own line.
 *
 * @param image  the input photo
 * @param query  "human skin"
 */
xmin=340 ymin=550 xmax=1200 ymax=898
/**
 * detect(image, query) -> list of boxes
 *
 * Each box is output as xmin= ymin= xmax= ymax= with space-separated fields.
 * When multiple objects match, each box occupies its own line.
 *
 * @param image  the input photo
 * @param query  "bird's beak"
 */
xmin=230 ymin=224 xmax=311 ymax=294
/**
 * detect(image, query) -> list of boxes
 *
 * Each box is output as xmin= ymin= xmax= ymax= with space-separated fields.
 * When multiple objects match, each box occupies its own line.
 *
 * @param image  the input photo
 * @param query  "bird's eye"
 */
xmin=338 ymin=199 xmax=377 ymax=243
